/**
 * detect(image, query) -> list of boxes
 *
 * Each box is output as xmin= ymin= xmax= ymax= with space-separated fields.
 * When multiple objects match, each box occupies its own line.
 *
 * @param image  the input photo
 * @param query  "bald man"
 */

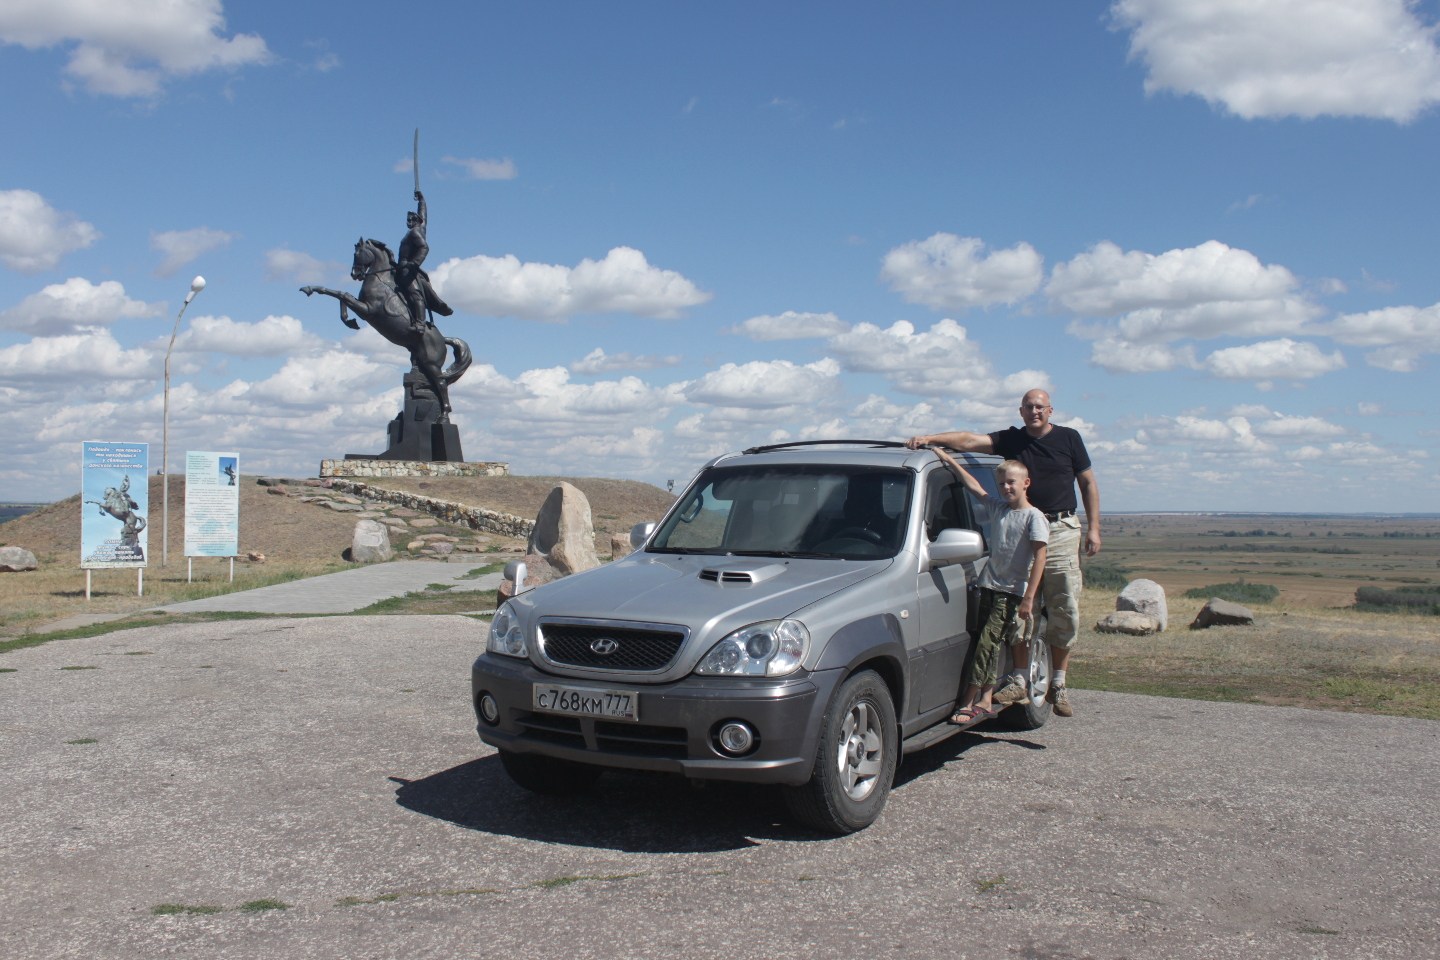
xmin=906 ymin=389 xmax=1100 ymax=717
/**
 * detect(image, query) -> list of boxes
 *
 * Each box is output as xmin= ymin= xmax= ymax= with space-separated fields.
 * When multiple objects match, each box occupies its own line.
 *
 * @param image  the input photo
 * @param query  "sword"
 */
xmin=413 ymin=128 xmax=420 ymax=194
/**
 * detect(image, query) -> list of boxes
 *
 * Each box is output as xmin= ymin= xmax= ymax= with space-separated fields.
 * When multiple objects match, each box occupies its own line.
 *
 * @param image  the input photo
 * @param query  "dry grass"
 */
xmin=1070 ymin=589 xmax=1440 ymax=720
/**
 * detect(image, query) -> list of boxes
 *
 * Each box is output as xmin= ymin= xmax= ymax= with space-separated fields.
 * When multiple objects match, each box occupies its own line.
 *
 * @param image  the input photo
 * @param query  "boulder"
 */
xmin=265 ymin=486 xmax=287 ymax=496
xmin=408 ymin=517 xmax=439 ymax=528
xmin=246 ymin=552 xmax=266 ymax=563
xmin=497 ymin=555 xmax=559 ymax=603
xmin=390 ymin=507 xmax=419 ymax=517
xmin=303 ymin=479 xmax=325 ymax=487
xmin=1095 ymin=610 xmax=1161 ymax=635
xmin=257 ymin=477 xmax=286 ymax=486
xmin=610 ymin=532 xmax=632 ymax=560
xmin=0 ymin=546 xmax=38 ymax=572
xmin=1117 ymin=578 xmax=1168 ymax=631
xmin=350 ymin=519 xmax=392 ymax=563
xmin=406 ymin=539 xmax=425 ymax=552
xmin=1190 ymin=598 xmax=1255 ymax=630
xmin=431 ymin=541 xmax=454 ymax=556
xmin=527 ymin=481 xmax=600 ymax=576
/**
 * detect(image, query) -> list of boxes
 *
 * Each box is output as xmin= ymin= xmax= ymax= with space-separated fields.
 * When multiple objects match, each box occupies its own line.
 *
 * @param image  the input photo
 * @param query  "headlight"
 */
xmin=486 ymin=602 xmax=528 ymax=658
xmin=694 ymin=619 xmax=809 ymax=677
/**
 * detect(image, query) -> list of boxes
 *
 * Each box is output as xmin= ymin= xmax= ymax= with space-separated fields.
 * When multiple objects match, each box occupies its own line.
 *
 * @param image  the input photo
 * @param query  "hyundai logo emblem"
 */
xmin=589 ymin=637 xmax=619 ymax=656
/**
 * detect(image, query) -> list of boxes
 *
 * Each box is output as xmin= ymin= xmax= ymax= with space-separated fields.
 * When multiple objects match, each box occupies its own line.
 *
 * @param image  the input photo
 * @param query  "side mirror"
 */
xmin=630 ymin=521 xmax=656 ymax=551
xmin=927 ymin=528 xmax=984 ymax=568
xmin=503 ymin=560 xmax=531 ymax=595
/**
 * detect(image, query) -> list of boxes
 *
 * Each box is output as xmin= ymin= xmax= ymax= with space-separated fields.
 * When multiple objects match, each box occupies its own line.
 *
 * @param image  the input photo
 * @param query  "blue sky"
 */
xmin=2 ymin=0 xmax=1439 ymax=512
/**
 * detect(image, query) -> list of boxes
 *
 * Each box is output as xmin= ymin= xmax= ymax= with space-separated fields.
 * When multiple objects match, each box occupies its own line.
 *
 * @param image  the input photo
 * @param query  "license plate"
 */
xmin=532 ymin=684 xmax=638 ymax=722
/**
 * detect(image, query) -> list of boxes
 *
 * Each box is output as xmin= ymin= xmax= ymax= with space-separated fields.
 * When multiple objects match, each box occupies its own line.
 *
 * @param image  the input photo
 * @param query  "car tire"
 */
xmin=498 ymin=749 xmax=603 ymax=795
xmin=782 ymin=669 xmax=898 ymax=834
xmin=998 ymin=613 xmax=1052 ymax=731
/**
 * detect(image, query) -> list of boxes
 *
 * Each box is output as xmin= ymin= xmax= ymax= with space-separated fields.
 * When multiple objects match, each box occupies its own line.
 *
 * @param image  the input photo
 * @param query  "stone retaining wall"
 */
xmin=319 ymin=459 xmax=509 ymax=479
xmin=328 ymin=480 xmax=534 ymax=539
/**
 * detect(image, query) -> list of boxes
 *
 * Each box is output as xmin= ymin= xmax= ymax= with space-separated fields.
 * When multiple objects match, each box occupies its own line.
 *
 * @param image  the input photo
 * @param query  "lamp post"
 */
xmin=162 ymin=275 xmax=205 ymax=567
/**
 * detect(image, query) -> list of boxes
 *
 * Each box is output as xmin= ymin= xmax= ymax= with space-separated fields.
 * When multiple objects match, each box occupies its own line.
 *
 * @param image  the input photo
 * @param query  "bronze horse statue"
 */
xmin=302 ymin=238 xmax=471 ymax=418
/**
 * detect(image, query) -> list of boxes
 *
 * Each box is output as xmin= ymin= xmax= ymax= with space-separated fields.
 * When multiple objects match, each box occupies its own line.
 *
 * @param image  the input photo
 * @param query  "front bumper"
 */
xmin=471 ymin=653 xmax=844 ymax=785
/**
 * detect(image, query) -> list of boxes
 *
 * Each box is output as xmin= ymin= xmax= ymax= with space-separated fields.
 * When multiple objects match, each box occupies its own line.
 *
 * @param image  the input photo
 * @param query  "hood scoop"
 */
xmin=698 ymin=562 xmax=786 ymax=585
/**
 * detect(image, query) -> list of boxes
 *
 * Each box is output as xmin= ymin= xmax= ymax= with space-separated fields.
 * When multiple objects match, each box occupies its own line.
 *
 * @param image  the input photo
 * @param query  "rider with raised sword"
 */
xmin=396 ymin=189 xmax=451 ymax=333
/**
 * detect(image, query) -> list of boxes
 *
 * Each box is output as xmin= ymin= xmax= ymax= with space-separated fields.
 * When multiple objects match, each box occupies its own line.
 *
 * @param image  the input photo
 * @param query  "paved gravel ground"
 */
xmin=2 ymin=616 xmax=1437 ymax=960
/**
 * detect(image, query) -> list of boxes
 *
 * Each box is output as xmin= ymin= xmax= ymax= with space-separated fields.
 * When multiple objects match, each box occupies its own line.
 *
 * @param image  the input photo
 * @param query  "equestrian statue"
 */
xmin=300 ymin=179 xmax=474 ymax=462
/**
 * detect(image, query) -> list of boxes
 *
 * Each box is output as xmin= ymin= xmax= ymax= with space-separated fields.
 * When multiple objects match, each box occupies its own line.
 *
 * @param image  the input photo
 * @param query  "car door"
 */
xmin=914 ymin=464 xmax=983 ymax=713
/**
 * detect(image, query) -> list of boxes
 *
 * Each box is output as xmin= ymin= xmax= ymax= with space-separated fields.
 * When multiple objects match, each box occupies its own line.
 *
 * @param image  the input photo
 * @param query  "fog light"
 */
xmin=478 ymin=692 xmax=499 ymax=724
xmin=717 ymin=721 xmax=755 ymax=755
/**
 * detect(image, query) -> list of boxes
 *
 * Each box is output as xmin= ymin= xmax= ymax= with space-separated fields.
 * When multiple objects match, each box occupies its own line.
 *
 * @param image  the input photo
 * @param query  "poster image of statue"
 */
xmin=220 ymin=457 xmax=237 ymax=486
xmin=81 ymin=441 xmax=149 ymax=568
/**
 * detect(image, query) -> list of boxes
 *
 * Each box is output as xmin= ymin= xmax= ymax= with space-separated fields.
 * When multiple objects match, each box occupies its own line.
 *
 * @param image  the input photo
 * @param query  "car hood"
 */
xmin=512 ymin=552 xmax=892 ymax=648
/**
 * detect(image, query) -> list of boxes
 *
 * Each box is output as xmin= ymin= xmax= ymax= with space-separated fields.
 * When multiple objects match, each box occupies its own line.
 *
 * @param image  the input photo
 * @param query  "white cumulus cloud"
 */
xmin=683 ymin=358 xmax=842 ymax=410
xmin=1249 ymin=413 xmax=1348 ymax=440
xmin=441 ymin=156 xmax=519 ymax=180
xmin=263 ymin=248 xmax=342 ymax=284
xmin=169 ymin=314 xmax=327 ymax=358
xmin=0 ymin=277 xmax=161 ymax=334
xmin=1111 ymin=0 xmax=1440 ymax=122
xmin=0 ymin=189 xmax=99 ymax=273
xmin=1049 ymin=240 xmax=1319 ymax=342
xmin=1201 ymin=338 xmax=1347 ymax=381
xmin=151 ymin=226 xmax=237 ymax=278
xmin=1088 ymin=339 xmax=1196 ymax=373
xmin=726 ymin=311 xmax=848 ymax=341
xmin=431 ymin=246 xmax=711 ymax=321
xmin=880 ymin=233 xmax=1044 ymax=311
xmin=0 ymin=0 xmax=271 ymax=98
xmin=1321 ymin=302 xmax=1440 ymax=371
xmin=826 ymin=318 xmax=1050 ymax=406
xmin=569 ymin=348 xmax=682 ymax=375
xmin=0 ymin=330 xmax=157 ymax=382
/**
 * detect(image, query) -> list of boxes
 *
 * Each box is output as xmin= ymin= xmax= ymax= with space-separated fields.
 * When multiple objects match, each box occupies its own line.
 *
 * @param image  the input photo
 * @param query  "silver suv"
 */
xmin=471 ymin=440 xmax=1052 ymax=833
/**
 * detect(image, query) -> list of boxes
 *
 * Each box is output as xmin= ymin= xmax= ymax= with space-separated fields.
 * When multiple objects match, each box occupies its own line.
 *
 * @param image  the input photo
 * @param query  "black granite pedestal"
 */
xmin=345 ymin=369 xmax=465 ymax=463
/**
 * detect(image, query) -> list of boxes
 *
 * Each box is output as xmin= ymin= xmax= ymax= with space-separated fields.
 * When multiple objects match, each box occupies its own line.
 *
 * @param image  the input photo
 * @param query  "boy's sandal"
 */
xmin=950 ymin=705 xmax=998 ymax=724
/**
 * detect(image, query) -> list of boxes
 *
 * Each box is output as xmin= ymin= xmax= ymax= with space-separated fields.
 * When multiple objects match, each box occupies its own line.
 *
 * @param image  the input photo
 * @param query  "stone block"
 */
xmin=266 ymin=486 xmax=286 ymax=496
xmin=418 ymin=534 xmax=457 ymax=542
xmin=0 ymin=546 xmax=38 ymax=572
xmin=527 ymin=482 xmax=599 ymax=576
xmin=406 ymin=540 xmax=425 ymax=552
xmin=325 ymin=502 xmax=362 ymax=512
xmin=409 ymin=517 xmax=439 ymax=528
xmin=257 ymin=477 xmax=286 ymax=487
xmin=432 ymin=542 xmax=454 ymax=556
xmin=1190 ymin=598 xmax=1255 ymax=630
xmin=1117 ymin=578 xmax=1168 ymax=631
xmin=350 ymin=520 xmax=391 ymax=563
xmin=389 ymin=507 xmax=419 ymax=517
xmin=1095 ymin=611 xmax=1161 ymax=635
xmin=609 ymin=532 xmax=632 ymax=560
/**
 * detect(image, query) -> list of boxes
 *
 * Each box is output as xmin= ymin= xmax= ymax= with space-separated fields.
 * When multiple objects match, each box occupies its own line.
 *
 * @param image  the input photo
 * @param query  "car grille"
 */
xmin=540 ymin=622 xmax=685 ymax=671
xmin=514 ymin=711 xmax=585 ymax=750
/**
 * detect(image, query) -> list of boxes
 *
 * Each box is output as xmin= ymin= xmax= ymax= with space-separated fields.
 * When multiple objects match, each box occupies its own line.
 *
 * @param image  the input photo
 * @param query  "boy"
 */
xmin=930 ymin=447 xmax=1048 ymax=723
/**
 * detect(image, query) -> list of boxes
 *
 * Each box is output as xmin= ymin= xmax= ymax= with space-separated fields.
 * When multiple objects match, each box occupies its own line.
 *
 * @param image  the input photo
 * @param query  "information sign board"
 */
xmin=184 ymin=451 xmax=239 ymax=557
xmin=80 ymin=441 xmax=149 ymax=568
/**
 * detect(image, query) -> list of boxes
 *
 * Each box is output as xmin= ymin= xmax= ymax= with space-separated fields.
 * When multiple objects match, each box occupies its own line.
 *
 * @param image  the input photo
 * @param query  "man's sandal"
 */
xmin=950 ymin=705 xmax=998 ymax=725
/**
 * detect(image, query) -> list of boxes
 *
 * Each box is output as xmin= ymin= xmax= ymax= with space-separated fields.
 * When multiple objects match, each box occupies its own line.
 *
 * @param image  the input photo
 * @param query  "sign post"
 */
xmin=184 ymin=451 xmax=239 ymax=581
xmin=80 ymin=441 xmax=149 ymax=597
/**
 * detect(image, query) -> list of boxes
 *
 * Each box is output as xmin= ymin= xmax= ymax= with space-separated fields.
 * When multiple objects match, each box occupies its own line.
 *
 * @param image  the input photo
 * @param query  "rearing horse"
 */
xmin=301 ymin=239 xmax=471 ymax=417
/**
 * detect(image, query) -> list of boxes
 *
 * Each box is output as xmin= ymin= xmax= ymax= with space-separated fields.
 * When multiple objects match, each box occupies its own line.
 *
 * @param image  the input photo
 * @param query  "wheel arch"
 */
xmin=813 ymin=613 xmax=909 ymax=715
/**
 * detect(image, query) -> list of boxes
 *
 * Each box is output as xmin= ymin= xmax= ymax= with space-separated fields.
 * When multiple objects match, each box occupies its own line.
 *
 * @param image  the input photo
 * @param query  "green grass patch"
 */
xmin=973 ymin=875 xmax=1008 ymax=893
xmin=65 ymin=738 xmax=98 ymax=744
xmin=1353 ymin=585 xmax=1440 ymax=615
xmin=1081 ymin=561 xmax=1131 ymax=592
xmin=59 ymin=665 xmax=99 ymax=670
xmin=152 ymin=904 xmax=222 ymax=915
xmin=530 ymin=873 xmax=646 ymax=889
xmin=1297 ymin=926 xmax=1339 ymax=935
xmin=424 ymin=583 xmax=455 ymax=591
xmin=335 ymin=893 xmax=401 ymax=907
xmin=1182 ymin=580 xmax=1280 ymax=604
xmin=455 ymin=562 xmax=505 ymax=580
xmin=238 ymin=899 xmax=289 ymax=913
xmin=0 ymin=667 xmax=16 ymax=673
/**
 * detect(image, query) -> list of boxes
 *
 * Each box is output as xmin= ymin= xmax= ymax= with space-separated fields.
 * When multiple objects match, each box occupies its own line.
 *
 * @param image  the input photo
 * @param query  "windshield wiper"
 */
xmin=728 ymin=549 xmax=833 ymax=559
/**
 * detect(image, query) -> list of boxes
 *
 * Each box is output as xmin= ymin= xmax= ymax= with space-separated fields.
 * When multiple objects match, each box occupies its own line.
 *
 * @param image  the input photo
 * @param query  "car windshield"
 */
xmin=650 ymin=463 xmax=913 ymax=560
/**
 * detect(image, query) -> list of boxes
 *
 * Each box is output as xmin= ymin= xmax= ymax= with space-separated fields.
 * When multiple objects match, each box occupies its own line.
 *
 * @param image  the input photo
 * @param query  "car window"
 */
xmin=650 ymin=463 xmax=913 ymax=560
xmin=924 ymin=467 xmax=977 ymax=541
xmin=964 ymin=467 xmax=1000 ymax=549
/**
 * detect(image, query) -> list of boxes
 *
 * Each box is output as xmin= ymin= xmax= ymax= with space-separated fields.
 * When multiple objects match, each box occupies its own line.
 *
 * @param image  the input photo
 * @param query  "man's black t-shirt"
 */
xmin=988 ymin=425 xmax=1092 ymax=515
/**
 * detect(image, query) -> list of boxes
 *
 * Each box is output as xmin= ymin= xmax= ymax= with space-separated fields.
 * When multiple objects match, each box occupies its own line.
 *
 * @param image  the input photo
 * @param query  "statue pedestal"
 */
xmin=345 ymin=368 xmax=465 ymax=462
xmin=319 ymin=459 xmax=509 ymax=479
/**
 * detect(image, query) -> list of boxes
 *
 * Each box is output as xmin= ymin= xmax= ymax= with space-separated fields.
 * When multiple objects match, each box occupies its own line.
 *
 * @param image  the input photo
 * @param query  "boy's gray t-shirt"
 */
xmin=974 ymin=494 xmax=1049 ymax=597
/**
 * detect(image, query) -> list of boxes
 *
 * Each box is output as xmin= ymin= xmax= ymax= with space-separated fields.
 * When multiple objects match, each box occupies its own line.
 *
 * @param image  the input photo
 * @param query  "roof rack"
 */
xmin=741 ymin=439 xmax=910 ymax=456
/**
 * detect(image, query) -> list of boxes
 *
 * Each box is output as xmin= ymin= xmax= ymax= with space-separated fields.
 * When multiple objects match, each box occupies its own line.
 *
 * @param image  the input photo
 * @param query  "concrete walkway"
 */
xmin=154 ymin=561 xmax=505 ymax=615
